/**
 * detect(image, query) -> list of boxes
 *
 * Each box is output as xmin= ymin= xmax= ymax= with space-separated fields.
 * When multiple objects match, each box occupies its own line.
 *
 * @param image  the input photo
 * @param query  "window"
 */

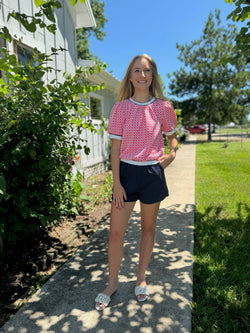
xmin=90 ymin=96 xmax=102 ymax=120
xmin=0 ymin=37 xmax=6 ymax=49
xmin=17 ymin=44 xmax=33 ymax=65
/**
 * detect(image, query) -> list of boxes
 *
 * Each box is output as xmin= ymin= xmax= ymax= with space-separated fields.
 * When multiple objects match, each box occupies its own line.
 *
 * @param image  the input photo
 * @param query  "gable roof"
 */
xmin=74 ymin=0 xmax=96 ymax=29
xmin=78 ymin=60 xmax=120 ymax=94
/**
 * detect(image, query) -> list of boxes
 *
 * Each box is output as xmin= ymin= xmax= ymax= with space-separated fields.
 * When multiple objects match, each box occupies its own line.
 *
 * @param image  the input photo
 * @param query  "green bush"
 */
xmin=0 ymin=47 xmax=104 ymax=245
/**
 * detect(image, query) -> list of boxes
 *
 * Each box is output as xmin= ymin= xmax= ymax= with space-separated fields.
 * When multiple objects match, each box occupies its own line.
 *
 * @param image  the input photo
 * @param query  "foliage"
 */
xmin=0 ymin=0 xmax=107 ymax=245
xmin=100 ymin=172 xmax=113 ymax=202
xmin=76 ymin=0 xmax=107 ymax=60
xmin=168 ymin=10 xmax=249 ymax=141
xmin=224 ymin=0 xmax=250 ymax=61
xmin=193 ymin=141 xmax=250 ymax=332
xmin=59 ymin=169 xmax=91 ymax=216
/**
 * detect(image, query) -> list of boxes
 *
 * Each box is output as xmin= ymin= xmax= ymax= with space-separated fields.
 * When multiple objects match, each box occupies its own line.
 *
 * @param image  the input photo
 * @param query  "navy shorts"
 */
xmin=119 ymin=161 xmax=169 ymax=204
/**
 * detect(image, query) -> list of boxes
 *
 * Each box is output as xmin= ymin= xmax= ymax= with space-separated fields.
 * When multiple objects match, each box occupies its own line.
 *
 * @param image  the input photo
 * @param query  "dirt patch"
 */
xmin=0 ymin=171 xmax=111 ymax=328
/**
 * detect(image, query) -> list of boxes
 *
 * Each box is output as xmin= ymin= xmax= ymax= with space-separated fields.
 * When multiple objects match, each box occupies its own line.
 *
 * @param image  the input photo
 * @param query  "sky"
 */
xmin=88 ymin=0 xmax=243 ymax=93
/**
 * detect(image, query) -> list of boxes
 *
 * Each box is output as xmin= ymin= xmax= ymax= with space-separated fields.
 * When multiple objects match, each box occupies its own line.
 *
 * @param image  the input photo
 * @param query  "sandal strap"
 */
xmin=95 ymin=293 xmax=111 ymax=306
xmin=135 ymin=286 xmax=149 ymax=296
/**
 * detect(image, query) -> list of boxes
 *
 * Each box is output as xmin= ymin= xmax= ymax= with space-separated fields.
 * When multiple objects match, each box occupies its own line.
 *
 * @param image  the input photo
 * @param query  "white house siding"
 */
xmin=53 ymin=1 xmax=77 ymax=82
xmin=0 ymin=0 xmax=80 ymax=82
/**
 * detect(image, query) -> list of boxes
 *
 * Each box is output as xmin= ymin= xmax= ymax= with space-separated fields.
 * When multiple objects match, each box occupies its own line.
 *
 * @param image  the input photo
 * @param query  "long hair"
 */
xmin=117 ymin=54 xmax=165 ymax=102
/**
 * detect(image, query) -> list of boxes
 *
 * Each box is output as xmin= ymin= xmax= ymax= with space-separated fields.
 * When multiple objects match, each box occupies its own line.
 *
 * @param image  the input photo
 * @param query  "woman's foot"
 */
xmin=95 ymin=285 xmax=117 ymax=311
xmin=135 ymin=280 xmax=149 ymax=302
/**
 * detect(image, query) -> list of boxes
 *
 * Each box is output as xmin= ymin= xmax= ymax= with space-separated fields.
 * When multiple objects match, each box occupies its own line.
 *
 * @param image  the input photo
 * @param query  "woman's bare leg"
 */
xmin=96 ymin=201 xmax=135 ymax=308
xmin=136 ymin=201 xmax=160 ymax=299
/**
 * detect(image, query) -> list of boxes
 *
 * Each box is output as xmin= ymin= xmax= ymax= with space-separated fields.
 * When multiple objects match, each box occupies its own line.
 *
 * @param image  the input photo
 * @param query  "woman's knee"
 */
xmin=141 ymin=225 xmax=156 ymax=237
xmin=109 ymin=228 xmax=126 ymax=243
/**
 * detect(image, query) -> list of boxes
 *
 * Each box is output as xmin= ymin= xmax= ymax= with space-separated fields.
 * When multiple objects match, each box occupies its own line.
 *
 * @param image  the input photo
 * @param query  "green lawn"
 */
xmin=192 ymin=141 xmax=250 ymax=333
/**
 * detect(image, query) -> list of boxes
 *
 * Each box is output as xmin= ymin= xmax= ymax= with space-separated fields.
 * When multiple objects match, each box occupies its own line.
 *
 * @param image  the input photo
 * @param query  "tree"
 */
xmin=77 ymin=0 xmax=107 ymax=60
xmin=224 ymin=0 xmax=250 ymax=61
xmin=168 ymin=10 xmax=249 ymax=141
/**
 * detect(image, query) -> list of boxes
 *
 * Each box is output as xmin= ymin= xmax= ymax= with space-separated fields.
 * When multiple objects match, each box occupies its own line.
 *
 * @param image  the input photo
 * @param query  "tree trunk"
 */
xmin=208 ymin=113 xmax=212 ymax=141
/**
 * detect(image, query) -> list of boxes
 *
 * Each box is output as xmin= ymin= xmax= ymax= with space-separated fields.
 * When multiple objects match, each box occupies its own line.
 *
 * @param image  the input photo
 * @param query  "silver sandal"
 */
xmin=135 ymin=286 xmax=149 ymax=302
xmin=95 ymin=293 xmax=111 ymax=311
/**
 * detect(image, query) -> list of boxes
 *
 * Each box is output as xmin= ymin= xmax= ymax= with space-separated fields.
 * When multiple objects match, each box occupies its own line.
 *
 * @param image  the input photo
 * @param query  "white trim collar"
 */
xmin=129 ymin=97 xmax=156 ymax=106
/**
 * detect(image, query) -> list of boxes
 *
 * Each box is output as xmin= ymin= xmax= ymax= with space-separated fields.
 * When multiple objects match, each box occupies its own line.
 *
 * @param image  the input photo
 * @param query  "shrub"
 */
xmin=0 ymin=47 xmax=104 ymax=245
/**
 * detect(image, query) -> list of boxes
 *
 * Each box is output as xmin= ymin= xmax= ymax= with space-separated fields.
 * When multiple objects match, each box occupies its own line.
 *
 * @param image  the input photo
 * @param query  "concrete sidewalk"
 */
xmin=1 ymin=141 xmax=196 ymax=333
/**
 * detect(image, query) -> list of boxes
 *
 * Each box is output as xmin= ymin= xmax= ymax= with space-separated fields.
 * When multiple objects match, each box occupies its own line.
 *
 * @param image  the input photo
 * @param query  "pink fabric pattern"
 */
xmin=108 ymin=98 xmax=177 ymax=162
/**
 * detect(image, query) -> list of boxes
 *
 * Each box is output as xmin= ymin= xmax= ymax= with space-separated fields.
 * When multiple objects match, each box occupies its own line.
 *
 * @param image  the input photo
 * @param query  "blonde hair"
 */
xmin=117 ymin=54 xmax=165 ymax=102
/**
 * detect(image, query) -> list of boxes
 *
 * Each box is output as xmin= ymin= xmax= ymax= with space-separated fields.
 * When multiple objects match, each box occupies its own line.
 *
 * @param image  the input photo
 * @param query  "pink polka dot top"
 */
xmin=108 ymin=97 xmax=177 ymax=162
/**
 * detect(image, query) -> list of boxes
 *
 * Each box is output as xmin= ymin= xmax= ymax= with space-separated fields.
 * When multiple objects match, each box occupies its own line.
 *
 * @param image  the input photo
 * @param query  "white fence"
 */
xmin=76 ymin=119 xmax=110 ymax=178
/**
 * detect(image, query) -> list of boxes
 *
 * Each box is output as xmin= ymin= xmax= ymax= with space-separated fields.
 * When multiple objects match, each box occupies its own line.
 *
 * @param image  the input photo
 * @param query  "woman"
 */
xmin=95 ymin=54 xmax=178 ymax=311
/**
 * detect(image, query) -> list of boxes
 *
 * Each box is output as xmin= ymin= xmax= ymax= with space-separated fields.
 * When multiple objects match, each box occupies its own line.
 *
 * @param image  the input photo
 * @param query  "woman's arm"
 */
xmin=111 ymin=139 xmax=127 ymax=209
xmin=158 ymin=134 xmax=178 ymax=169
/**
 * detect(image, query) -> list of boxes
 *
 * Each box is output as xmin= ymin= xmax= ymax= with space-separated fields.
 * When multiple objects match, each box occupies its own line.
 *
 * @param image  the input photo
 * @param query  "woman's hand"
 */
xmin=157 ymin=150 xmax=176 ymax=169
xmin=158 ymin=134 xmax=178 ymax=168
xmin=113 ymin=184 xmax=127 ymax=209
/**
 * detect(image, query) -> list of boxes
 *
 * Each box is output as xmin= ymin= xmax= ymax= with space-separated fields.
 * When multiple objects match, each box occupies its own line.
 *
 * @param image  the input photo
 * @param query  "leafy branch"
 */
xmin=224 ymin=0 xmax=250 ymax=59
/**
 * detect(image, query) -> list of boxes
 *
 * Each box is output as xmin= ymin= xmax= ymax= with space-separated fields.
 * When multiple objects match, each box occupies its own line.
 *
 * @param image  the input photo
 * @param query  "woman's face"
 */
xmin=129 ymin=57 xmax=153 ymax=93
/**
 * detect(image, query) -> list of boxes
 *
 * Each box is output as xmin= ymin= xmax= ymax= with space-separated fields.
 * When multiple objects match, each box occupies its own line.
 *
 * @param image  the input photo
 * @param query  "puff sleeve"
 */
xmin=161 ymin=101 xmax=177 ymax=136
xmin=107 ymin=102 xmax=124 ymax=140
